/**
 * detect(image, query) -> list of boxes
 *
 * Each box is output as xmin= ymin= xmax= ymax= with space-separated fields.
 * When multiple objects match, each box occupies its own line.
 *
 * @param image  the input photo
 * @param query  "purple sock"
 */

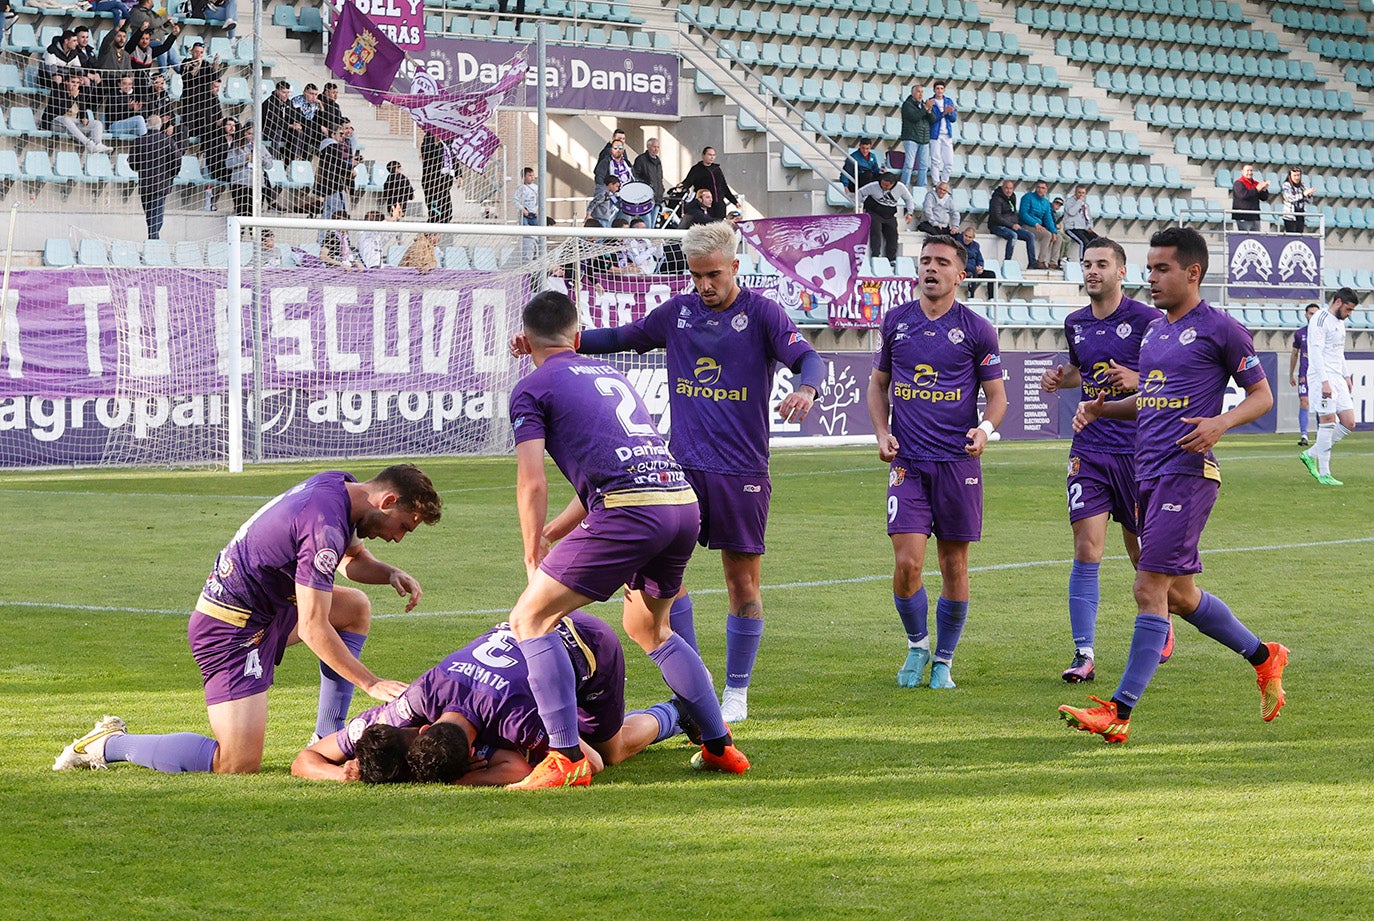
xmin=629 ymin=700 xmax=682 ymax=744
xmin=669 ymin=594 xmax=698 ymax=651
xmin=1113 ymin=614 xmax=1171 ymax=707
xmin=1068 ymin=560 xmax=1100 ymax=650
xmin=315 ymin=630 xmax=367 ymax=738
xmin=648 ymin=633 xmax=727 ymax=743
xmin=933 ymin=597 xmax=969 ymax=663
xmin=1184 ymin=591 xmax=1261 ymax=658
xmin=894 ymin=587 xmax=929 ymax=644
xmin=724 ymin=613 xmax=764 ymax=690
xmin=1299 ymin=407 xmax=1309 ymax=437
xmin=105 ymin=733 xmax=218 ymax=773
xmin=517 ymin=632 xmax=580 ymax=752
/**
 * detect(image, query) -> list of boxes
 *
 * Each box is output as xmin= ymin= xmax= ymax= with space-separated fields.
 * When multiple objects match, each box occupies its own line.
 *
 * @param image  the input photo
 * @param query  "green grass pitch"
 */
xmin=2 ymin=435 xmax=1372 ymax=920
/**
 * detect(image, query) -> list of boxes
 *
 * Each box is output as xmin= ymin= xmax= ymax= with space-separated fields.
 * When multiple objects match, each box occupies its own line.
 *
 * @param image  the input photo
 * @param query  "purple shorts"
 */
xmin=1136 ymin=475 xmax=1218 ymax=576
xmin=1066 ymin=450 xmax=1138 ymax=533
xmin=188 ymin=609 xmax=297 ymax=706
xmin=561 ymin=614 xmax=627 ymax=745
xmin=886 ymin=456 xmax=983 ymax=541
xmin=1298 ymin=376 xmax=1309 ymax=399
xmin=540 ymin=501 xmax=700 ymax=602
xmin=683 ymin=467 xmax=770 ymax=554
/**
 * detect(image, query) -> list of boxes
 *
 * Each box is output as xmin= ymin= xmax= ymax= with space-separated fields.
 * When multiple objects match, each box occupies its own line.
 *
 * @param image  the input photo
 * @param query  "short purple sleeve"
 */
xmin=1222 ymin=320 xmax=1267 ymax=389
xmin=873 ymin=312 xmax=896 ymax=374
xmin=508 ymin=380 xmax=546 ymax=447
xmin=614 ymin=298 xmax=676 ymax=353
xmin=763 ymin=303 xmax=816 ymax=371
xmin=1066 ymin=317 xmax=1082 ymax=370
xmin=973 ymin=320 xmax=1002 ymax=382
xmin=292 ymin=507 xmax=349 ymax=593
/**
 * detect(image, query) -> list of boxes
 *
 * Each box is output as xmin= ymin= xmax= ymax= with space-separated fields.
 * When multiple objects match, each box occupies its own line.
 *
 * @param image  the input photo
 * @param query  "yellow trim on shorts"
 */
xmin=559 ymin=616 xmax=597 ymax=678
xmin=195 ymin=593 xmax=251 ymax=628
xmin=1203 ymin=458 xmax=1222 ymax=483
xmin=601 ymin=488 xmax=698 ymax=508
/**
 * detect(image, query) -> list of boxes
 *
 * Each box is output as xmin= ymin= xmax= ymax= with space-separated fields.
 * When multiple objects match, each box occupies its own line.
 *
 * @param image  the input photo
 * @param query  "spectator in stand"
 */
xmin=104 ymin=74 xmax=148 ymax=137
xmin=130 ymin=114 xmax=182 ymax=240
xmin=318 ymin=83 xmax=345 ymax=133
xmin=595 ymin=128 xmax=630 ymax=172
xmin=841 ymin=138 xmax=882 ymax=192
xmin=263 ymin=80 xmax=305 ymax=161
xmin=587 ymin=175 xmax=623 ymax=227
xmin=190 ymin=0 xmax=238 ymax=37
xmin=625 ymin=217 xmax=663 ymax=274
xmin=357 ymin=211 xmax=397 ymax=269
xmin=126 ymin=0 xmax=182 ymax=69
xmin=40 ymin=30 xmax=81 ymax=93
xmin=197 ymin=77 xmax=227 ymax=141
xmin=400 ymin=231 xmax=440 ymax=272
xmin=1230 ymin=163 xmax=1271 ymax=232
xmin=682 ymin=146 xmax=738 ymax=220
xmin=928 ymin=79 xmax=957 ymax=184
xmin=139 ymin=70 xmax=174 ymax=123
xmin=420 ymin=132 xmax=454 ymax=224
xmin=1018 ymin=180 xmax=1061 ymax=269
xmin=382 ymin=161 xmax=414 ymax=217
xmin=127 ymin=26 xmax=177 ymax=79
xmin=858 ymin=172 xmax=916 ymax=261
xmin=96 ymin=24 xmax=132 ymax=76
xmin=227 ymin=121 xmax=274 ymax=216
xmin=202 ymin=116 xmax=237 ymax=190
xmin=1062 ymin=184 xmax=1096 ymax=260
xmin=85 ymin=0 xmax=133 ymax=24
xmin=1280 ymin=167 xmax=1315 ymax=234
xmin=336 ymin=119 xmax=358 ymax=160
xmin=320 ymin=224 xmax=362 ymax=270
xmin=292 ymin=84 xmax=326 ymax=156
xmin=257 ymin=229 xmax=295 ymax=267
xmin=72 ymin=26 xmax=102 ymax=90
xmin=988 ymin=179 xmax=1036 ymax=268
xmin=961 ymin=227 xmax=997 ymax=300
xmin=594 ymin=137 xmax=635 ymax=195
xmin=634 ymin=137 xmax=666 ymax=216
xmin=899 ymin=84 xmax=936 ymax=190
xmin=179 ymin=41 xmax=225 ymax=143
xmin=679 ymin=187 xmax=715 ymax=228
xmin=43 ymin=73 xmax=110 ymax=153
xmin=514 ymin=166 xmax=540 ymax=260
xmin=917 ymin=180 xmax=960 ymax=236
xmin=316 ymin=124 xmax=358 ymax=222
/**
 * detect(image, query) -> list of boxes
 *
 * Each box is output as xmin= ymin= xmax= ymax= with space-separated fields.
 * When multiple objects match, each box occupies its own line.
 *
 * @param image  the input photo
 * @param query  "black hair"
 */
xmin=523 ymin=290 xmax=579 ymax=344
xmin=407 ymin=722 xmax=471 ymax=784
xmin=372 ymin=464 xmax=442 ymax=523
xmin=1083 ymin=236 xmax=1128 ymax=265
xmin=922 ymin=232 xmax=968 ymax=267
xmin=355 ymin=724 xmax=413 ymax=784
xmin=1148 ymin=226 xmax=1209 ymax=278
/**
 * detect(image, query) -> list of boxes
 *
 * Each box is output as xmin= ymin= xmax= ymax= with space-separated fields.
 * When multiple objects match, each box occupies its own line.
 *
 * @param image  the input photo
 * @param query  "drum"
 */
xmin=618 ymin=181 xmax=656 ymax=217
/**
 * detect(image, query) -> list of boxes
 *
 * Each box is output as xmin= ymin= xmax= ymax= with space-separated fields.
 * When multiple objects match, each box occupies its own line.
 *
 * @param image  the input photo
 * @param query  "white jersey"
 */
xmin=1306 ymin=307 xmax=1348 ymax=387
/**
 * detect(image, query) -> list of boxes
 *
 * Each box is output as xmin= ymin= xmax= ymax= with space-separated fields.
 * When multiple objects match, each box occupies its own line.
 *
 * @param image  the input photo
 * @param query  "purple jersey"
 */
xmin=599 ymin=286 xmax=816 ymax=476
xmin=338 ymin=613 xmax=624 ymax=760
xmin=510 ymin=351 xmax=692 ymax=511
xmin=1293 ymin=325 xmax=1309 ymax=379
xmin=1136 ymin=301 xmax=1267 ymax=481
xmin=1065 ymin=296 xmax=1157 ymax=455
xmin=196 ymin=471 xmax=355 ymax=631
xmin=874 ymin=300 xmax=1002 ymax=461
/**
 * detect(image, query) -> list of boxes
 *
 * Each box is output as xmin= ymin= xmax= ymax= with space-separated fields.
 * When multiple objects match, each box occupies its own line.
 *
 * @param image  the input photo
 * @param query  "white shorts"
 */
xmin=1315 ymin=376 xmax=1354 ymax=415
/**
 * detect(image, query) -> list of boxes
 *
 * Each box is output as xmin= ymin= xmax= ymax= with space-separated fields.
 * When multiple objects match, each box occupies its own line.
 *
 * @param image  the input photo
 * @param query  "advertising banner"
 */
xmin=1226 ymin=232 xmax=1322 ymax=300
xmin=331 ymin=0 xmax=425 ymax=51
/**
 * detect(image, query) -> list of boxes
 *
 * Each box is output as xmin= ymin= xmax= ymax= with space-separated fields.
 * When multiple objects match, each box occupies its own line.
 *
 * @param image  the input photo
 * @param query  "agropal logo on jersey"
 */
xmin=893 ymin=364 xmax=961 ymax=403
xmin=676 ymin=356 xmax=748 ymax=402
xmin=1084 ymin=361 xmax=1129 ymax=398
xmin=1137 ymin=369 xmax=1189 ymax=410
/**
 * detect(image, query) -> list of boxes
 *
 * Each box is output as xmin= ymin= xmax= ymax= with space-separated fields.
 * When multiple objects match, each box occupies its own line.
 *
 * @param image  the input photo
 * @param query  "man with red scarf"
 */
xmin=1231 ymin=164 xmax=1271 ymax=231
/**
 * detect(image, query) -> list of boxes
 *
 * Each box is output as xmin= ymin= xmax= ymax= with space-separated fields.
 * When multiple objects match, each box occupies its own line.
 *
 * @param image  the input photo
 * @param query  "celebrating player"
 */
xmin=1289 ymin=303 xmax=1320 ymax=447
xmin=292 ymin=612 xmax=688 ymax=785
xmin=1040 ymin=238 xmax=1162 ymax=684
xmin=866 ymin=233 xmax=1008 ymax=690
xmin=1060 ymin=227 xmax=1287 ymax=743
xmin=54 ymin=466 xmax=442 ymax=774
xmin=503 ymin=290 xmax=747 ymax=789
xmin=1300 ymin=287 xmax=1360 ymax=486
xmin=570 ymin=220 xmax=825 ymax=723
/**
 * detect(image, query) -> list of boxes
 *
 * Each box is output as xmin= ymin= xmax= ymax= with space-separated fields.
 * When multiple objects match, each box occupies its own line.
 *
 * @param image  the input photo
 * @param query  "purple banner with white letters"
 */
xmin=737 ymin=215 xmax=870 ymax=316
xmin=1226 ymin=233 xmax=1322 ymax=299
xmin=331 ymin=0 xmax=425 ymax=51
xmin=408 ymin=37 xmax=678 ymax=116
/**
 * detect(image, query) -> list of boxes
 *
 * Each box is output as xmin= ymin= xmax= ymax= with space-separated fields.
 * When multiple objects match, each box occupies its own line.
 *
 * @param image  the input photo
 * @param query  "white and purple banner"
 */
xmin=1226 ymin=232 xmax=1322 ymax=300
xmin=406 ymin=37 xmax=677 ymax=117
xmin=330 ymin=0 xmax=425 ymax=51
xmin=737 ymin=215 xmax=870 ymax=317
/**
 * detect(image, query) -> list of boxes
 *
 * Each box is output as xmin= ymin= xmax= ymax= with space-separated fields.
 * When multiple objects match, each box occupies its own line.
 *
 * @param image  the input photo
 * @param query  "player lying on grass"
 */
xmin=290 ymin=612 xmax=692 ymax=785
xmin=54 ymin=466 xmax=442 ymax=775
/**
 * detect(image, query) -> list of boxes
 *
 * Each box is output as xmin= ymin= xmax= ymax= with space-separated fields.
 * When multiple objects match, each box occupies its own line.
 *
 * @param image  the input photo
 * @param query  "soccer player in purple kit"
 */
xmin=1289 ymin=303 xmax=1320 ymax=447
xmin=867 ymin=233 xmax=1008 ymax=690
xmin=54 ymin=466 xmax=442 ymax=774
xmin=292 ymin=611 xmax=687 ymax=785
xmin=572 ymin=220 xmax=825 ymax=723
xmin=1060 ymin=227 xmax=1288 ymax=743
xmin=503 ymin=290 xmax=748 ymax=789
xmin=1040 ymin=238 xmax=1162 ymax=684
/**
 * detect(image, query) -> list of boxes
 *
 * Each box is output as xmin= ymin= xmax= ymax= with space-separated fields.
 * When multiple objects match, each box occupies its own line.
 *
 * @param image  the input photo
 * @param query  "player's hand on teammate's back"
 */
xmin=1073 ymin=393 xmax=1107 ymax=432
xmin=877 ymin=432 xmax=899 ymax=463
xmin=1176 ymin=415 xmax=1229 ymax=454
xmin=365 ymin=678 xmax=409 ymax=703
xmin=1104 ymin=359 xmax=1138 ymax=392
xmin=389 ymin=569 xmax=423 ymax=612
xmin=1040 ymin=364 xmax=1065 ymax=393
xmin=777 ymin=385 xmax=816 ymax=423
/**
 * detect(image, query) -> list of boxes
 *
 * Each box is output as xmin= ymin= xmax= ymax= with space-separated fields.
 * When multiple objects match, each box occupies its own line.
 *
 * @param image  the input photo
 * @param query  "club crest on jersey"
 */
xmin=347 ymin=716 xmax=369 ymax=743
xmin=1068 ymin=456 xmax=1081 ymax=476
xmin=890 ymin=466 xmax=906 ymax=487
xmin=732 ymin=313 xmax=749 ymax=332
xmin=947 ymin=328 xmax=966 ymax=344
xmin=1117 ymin=322 xmax=1133 ymax=339
xmin=314 ymin=548 xmax=339 ymax=575
xmin=1179 ymin=328 xmax=1198 ymax=345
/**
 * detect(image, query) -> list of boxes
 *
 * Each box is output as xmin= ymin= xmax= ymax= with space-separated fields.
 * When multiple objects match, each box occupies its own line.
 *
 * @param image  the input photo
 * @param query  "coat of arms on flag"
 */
xmin=342 ymin=30 xmax=380 ymax=77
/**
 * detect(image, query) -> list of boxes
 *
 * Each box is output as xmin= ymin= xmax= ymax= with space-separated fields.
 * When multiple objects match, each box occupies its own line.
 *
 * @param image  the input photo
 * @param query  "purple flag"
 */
xmin=377 ymin=57 xmax=528 ymax=141
xmin=325 ymin=3 xmax=406 ymax=103
xmin=737 ymin=215 xmax=870 ymax=312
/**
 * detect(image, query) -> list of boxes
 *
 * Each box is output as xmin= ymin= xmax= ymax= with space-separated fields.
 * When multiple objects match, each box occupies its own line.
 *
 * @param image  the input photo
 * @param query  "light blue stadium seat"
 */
xmin=142 ymin=241 xmax=173 ymax=267
xmin=175 ymin=242 xmax=205 ymax=268
xmin=78 ymin=239 xmax=110 ymax=266
xmin=44 ymin=238 xmax=75 ymax=267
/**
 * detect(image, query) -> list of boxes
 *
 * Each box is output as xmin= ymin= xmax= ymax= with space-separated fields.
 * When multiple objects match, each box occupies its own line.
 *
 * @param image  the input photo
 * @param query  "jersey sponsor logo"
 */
xmin=1236 ymin=354 xmax=1260 ymax=372
xmin=512 ymin=415 xmax=526 ymax=430
xmin=980 ymin=353 xmax=1002 ymax=367
xmin=731 ymin=313 xmax=749 ymax=332
xmin=1137 ymin=369 xmax=1190 ymax=409
xmin=787 ymin=332 xmax=802 ymax=345
xmin=1116 ymin=322 xmax=1133 ymax=339
xmin=314 ymin=548 xmax=339 ymax=575
xmin=947 ymin=328 xmax=966 ymax=344
xmin=693 ymin=356 xmax=723 ymax=385
xmin=1067 ymin=456 xmax=1081 ymax=476
xmin=1161 ymin=502 xmax=1183 ymax=512
xmin=1179 ymin=328 xmax=1197 ymax=345
xmin=1084 ymin=361 xmax=1131 ymax=398
xmin=890 ymin=465 xmax=906 ymax=487
xmin=894 ymin=364 xmax=961 ymax=403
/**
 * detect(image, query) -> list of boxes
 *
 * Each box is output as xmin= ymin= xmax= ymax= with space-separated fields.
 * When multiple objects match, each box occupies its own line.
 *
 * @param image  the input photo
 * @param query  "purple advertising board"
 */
xmin=331 ymin=0 xmax=425 ymax=50
xmin=1226 ymin=232 xmax=1322 ymax=300
xmin=409 ymin=37 xmax=678 ymax=117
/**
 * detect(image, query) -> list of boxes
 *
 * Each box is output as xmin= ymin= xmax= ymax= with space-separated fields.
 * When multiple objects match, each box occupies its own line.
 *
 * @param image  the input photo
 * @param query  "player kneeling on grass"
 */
xmin=503 ymin=290 xmax=748 ymax=789
xmin=54 ymin=466 xmax=442 ymax=775
xmin=291 ymin=612 xmax=693 ymax=785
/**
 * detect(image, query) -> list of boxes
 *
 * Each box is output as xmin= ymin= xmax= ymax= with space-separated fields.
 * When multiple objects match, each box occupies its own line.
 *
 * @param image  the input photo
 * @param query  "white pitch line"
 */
xmin=6 ymin=535 xmax=1370 ymax=621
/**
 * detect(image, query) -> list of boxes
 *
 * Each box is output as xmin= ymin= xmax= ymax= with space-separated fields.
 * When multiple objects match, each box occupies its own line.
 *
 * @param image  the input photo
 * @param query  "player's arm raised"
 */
xmin=337 ymin=538 xmax=422 ymax=612
xmin=515 ymin=438 xmax=551 ymax=581
xmin=866 ymin=367 xmax=899 ymax=462
xmin=295 ymin=584 xmax=408 ymax=702
xmin=1178 ymin=379 xmax=1273 ymax=454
